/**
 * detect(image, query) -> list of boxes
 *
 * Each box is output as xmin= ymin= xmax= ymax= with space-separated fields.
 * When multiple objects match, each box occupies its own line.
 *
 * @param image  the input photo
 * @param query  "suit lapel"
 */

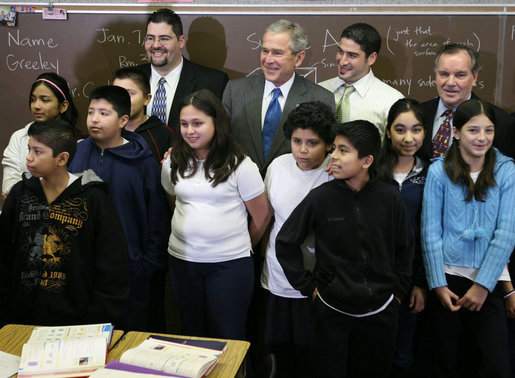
xmin=169 ymin=58 xmax=196 ymax=129
xmin=422 ymin=97 xmax=439 ymax=159
xmin=245 ymin=75 xmax=266 ymax=168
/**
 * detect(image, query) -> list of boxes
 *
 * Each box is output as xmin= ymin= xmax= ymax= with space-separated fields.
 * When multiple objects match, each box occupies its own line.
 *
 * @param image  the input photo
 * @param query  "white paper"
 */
xmin=0 ymin=350 xmax=21 ymax=378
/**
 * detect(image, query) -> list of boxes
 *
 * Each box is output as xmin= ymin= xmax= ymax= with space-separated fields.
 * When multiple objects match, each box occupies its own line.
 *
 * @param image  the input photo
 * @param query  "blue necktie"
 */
xmin=152 ymin=77 xmax=167 ymax=124
xmin=262 ymin=88 xmax=282 ymax=159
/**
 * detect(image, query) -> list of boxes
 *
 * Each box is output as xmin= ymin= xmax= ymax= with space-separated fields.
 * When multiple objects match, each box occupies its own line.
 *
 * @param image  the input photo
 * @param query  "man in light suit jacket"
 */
xmin=419 ymin=43 xmax=515 ymax=160
xmin=223 ymin=19 xmax=335 ymax=176
xmin=138 ymin=9 xmax=228 ymax=132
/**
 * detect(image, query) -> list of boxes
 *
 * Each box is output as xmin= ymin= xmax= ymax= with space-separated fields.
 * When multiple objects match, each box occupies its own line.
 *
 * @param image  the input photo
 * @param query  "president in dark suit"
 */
xmin=419 ymin=43 xmax=515 ymax=161
xmin=139 ymin=9 xmax=228 ymax=132
xmin=223 ymin=19 xmax=335 ymax=176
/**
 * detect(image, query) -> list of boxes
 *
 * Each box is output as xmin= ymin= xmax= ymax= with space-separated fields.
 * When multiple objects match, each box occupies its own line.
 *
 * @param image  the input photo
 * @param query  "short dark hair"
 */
xmin=147 ymin=8 xmax=183 ymax=38
xmin=112 ymin=67 xmax=151 ymax=96
xmin=283 ymin=101 xmax=335 ymax=145
xmin=435 ymin=43 xmax=481 ymax=74
xmin=88 ymin=85 xmax=131 ymax=118
xmin=340 ymin=23 xmax=381 ymax=57
xmin=28 ymin=119 xmax=77 ymax=165
xmin=29 ymin=72 xmax=79 ymax=127
xmin=332 ymin=120 xmax=381 ymax=173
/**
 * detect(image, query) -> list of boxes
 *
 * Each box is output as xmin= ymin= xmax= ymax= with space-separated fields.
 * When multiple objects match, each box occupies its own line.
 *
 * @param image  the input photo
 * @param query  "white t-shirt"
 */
xmin=2 ymin=122 xmax=32 ymax=195
xmin=161 ymin=155 xmax=264 ymax=263
xmin=261 ymin=153 xmax=332 ymax=298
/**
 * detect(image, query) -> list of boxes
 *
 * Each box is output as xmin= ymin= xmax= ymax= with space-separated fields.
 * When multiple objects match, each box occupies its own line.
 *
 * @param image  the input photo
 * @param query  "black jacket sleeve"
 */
xmin=87 ymin=188 xmax=130 ymax=325
xmin=276 ymin=194 xmax=317 ymax=298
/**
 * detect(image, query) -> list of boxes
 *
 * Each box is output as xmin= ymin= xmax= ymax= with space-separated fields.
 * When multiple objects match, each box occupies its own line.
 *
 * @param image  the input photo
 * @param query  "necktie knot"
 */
xmin=159 ymin=77 xmax=167 ymax=85
xmin=444 ymin=109 xmax=454 ymax=119
xmin=271 ymin=88 xmax=282 ymax=100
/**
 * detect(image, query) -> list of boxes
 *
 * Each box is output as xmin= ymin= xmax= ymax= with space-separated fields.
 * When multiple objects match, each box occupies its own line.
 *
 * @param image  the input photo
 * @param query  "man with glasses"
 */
xmin=138 ymin=9 xmax=228 ymax=131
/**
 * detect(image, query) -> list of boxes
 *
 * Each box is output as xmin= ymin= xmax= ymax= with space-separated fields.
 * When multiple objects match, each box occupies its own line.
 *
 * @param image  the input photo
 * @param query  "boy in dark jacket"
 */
xmin=68 ymin=85 xmax=170 ymax=331
xmin=112 ymin=67 xmax=175 ymax=164
xmin=276 ymin=120 xmax=415 ymax=377
xmin=0 ymin=120 xmax=129 ymax=327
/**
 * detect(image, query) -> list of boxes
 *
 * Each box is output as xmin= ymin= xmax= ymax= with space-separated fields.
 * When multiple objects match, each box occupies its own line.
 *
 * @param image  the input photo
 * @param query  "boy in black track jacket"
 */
xmin=276 ymin=120 xmax=414 ymax=378
xmin=0 ymin=120 xmax=129 ymax=327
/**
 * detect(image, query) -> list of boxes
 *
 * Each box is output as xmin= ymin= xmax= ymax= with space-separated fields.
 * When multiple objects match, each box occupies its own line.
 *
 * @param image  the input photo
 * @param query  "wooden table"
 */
xmin=0 ymin=324 xmax=124 ymax=356
xmin=108 ymin=331 xmax=250 ymax=378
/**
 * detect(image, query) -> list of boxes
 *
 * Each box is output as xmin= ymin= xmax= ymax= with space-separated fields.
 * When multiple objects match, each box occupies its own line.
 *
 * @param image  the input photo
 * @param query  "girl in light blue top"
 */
xmin=422 ymin=99 xmax=515 ymax=377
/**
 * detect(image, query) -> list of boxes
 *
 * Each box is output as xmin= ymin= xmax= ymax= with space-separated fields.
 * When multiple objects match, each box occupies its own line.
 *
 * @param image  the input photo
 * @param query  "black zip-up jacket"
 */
xmin=276 ymin=178 xmax=414 ymax=314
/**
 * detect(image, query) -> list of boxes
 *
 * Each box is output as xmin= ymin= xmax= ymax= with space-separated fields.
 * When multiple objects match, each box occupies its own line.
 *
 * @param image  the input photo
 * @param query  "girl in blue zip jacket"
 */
xmin=422 ymin=99 xmax=515 ymax=378
xmin=377 ymin=98 xmax=428 ymax=376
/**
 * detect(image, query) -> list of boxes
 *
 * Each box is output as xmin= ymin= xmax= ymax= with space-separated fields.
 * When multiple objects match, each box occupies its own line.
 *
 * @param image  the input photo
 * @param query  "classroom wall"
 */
xmin=1 ymin=9 xmax=514 ymax=191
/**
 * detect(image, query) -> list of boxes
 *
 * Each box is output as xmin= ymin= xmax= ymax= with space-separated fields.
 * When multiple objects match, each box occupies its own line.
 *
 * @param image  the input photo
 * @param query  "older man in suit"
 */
xmin=223 ymin=19 xmax=335 ymax=176
xmin=419 ymin=43 xmax=515 ymax=160
xmin=138 ymin=9 xmax=228 ymax=132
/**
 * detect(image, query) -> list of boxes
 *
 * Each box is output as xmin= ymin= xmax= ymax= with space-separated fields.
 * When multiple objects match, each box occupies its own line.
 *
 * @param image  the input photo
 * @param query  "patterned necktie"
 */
xmin=152 ymin=77 xmax=167 ymax=124
xmin=336 ymin=85 xmax=354 ymax=122
xmin=431 ymin=109 xmax=454 ymax=158
xmin=262 ymin=88 xmax=282 ymax=159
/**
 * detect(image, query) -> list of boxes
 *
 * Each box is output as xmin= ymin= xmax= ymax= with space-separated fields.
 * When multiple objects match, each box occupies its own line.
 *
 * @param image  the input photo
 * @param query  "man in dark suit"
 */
xmin=223 ymin=19 xmax=335 ymax=176
xmin=420 ymin=43 xmax=515 ymax=160
xmin=139 ymin=9 xmax=228 ymax=132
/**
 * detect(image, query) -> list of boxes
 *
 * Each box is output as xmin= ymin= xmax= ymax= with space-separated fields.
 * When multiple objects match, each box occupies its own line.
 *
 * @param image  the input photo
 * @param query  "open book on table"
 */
xmin=92 ymin=336 xmax=227 ymax=378
xmin=17 ymin=323 xmax=114 ymax=378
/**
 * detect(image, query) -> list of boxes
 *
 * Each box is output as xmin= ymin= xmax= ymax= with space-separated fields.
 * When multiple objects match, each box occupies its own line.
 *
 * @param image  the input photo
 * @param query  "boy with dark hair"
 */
xmin=261 ymin=101 xmax=334 ymax=377
xmin=319 ymin=23 xmax=404 ymax=136
xmin=112 ymin=67 xmax=175 ymax=163
xmin=276 ymin=120 xmax=414 ymax=377
xmin=69 ymin=85 xmax=170 ymax=331
xmin=0 ymin=120 xmax=129 ymax=327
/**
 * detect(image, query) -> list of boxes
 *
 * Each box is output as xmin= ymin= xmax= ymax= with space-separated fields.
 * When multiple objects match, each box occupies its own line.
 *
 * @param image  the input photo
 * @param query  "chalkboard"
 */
xmin=1 ymin=12 xmax=513 ymax=184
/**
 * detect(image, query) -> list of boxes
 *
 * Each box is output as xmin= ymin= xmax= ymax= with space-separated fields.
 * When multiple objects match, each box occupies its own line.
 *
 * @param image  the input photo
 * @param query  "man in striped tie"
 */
xmin=419 ymin=43 xmax=515 ymax=160
xmin=138 ymin=9 xmax=228 ymax=132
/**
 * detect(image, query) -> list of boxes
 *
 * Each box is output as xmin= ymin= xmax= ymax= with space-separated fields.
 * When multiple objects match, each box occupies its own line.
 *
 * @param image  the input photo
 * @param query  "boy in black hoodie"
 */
xmin=0 ymin=120 xmax=129 ymax=327
xmin=112 ymin=67 xmax=175 ymax=164
xmin=276 ymin=120 xmax=415 ymax=377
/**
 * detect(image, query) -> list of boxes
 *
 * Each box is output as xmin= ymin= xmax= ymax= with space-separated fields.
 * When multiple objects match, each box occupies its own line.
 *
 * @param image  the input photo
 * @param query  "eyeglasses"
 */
xmin=144 ymin=35 xmax=177 ymax=44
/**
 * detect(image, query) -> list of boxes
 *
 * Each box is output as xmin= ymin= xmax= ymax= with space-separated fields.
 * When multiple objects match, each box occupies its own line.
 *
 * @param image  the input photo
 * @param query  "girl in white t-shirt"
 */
xmin=161 ymin=89 xmax=270 ymax=340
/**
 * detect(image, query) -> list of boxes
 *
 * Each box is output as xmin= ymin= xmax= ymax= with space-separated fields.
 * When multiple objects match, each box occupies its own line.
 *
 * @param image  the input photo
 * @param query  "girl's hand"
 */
xmin=434 ymin=286 xmax=461 ymax=312
xmin=456 ymin=283 xmax=488 ymax=311
xmin=409 ymin=286 xmax=427 ymax=314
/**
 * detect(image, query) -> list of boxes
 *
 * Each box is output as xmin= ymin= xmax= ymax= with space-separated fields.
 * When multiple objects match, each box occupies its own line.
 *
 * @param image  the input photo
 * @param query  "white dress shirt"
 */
xmin=147 ymin=58 xmax=184 ymax=125
xmin=319 ymin=70 xmax=404 ymax=139
xmin=261 ymin=74 xmax=295 ymax=129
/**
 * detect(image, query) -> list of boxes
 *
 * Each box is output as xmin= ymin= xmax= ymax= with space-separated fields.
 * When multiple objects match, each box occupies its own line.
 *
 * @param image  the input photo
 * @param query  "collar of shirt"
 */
xmin=432 ymin=95 xmax=470 ymax=140
xmin=263 ymin=73 xmax=295 ymax=105
xmin=148 ymin=57 xmax=184 ymax=124
xmin=333 ymin=69 xmax=375 ymax=99
xmin=261 ymin=73 xmax=295 ymax=127
xmin=150 ymin=57 xmax=183 ymax=89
